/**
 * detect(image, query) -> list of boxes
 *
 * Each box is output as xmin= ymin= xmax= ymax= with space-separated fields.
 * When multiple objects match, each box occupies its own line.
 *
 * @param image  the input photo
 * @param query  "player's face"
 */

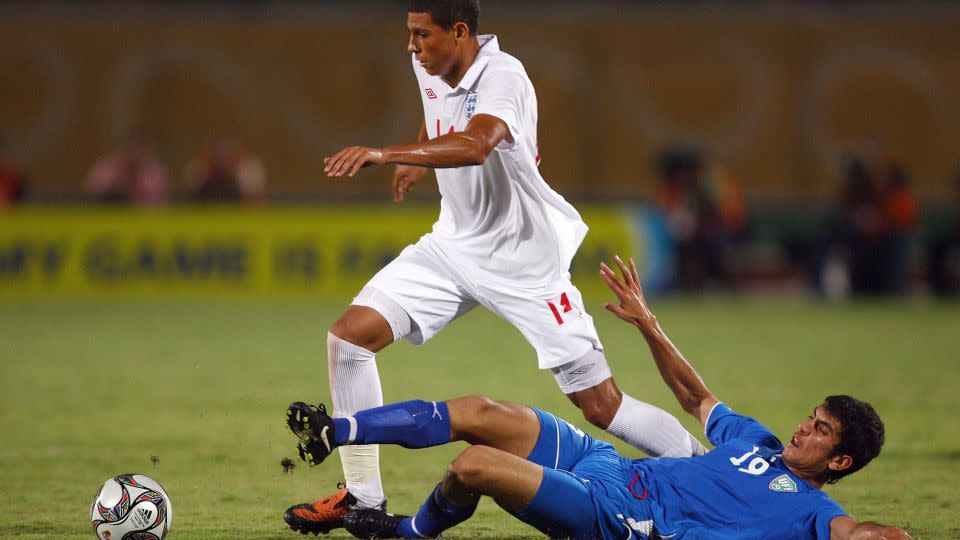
xmin=782 ymin=404 xmax=851 ymax=479
xmin=407 ymin=12 xmax=458 ymax=78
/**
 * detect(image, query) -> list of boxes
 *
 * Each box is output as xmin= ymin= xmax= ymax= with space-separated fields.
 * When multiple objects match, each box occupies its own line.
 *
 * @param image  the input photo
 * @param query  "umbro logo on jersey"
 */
xmin=568 ymin=364 xmax=595 ymax=375
xmin=425 ymin=88 xmax=437 ymax=99
xmin=769 ymin=474 xmax=797 ymax=492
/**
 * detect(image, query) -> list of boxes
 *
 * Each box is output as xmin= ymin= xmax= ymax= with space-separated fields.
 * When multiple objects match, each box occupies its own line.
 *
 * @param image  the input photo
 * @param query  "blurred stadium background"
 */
xmin=1 ymin=1 xmax=959 ymax=539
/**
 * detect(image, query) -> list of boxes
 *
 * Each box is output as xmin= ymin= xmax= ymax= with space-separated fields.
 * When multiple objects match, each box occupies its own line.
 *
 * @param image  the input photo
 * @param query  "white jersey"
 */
xmin=413 ymin=35 xmax=588 ymax=288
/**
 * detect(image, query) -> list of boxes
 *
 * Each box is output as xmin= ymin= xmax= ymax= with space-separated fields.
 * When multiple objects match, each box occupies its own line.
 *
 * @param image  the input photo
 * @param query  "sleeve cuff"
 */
xmin=703 ymin=401 xmax=726 ymax=438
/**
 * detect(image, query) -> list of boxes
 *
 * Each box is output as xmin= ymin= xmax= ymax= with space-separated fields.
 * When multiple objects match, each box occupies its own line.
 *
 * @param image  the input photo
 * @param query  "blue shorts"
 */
xmin=511 ymin=408 xmax=626 ymax=540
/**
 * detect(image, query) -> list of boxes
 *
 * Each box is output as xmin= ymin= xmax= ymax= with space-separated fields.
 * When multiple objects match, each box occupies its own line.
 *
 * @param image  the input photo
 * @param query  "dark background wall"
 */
xmin=2 ymin=2 xmax=959 ymax=203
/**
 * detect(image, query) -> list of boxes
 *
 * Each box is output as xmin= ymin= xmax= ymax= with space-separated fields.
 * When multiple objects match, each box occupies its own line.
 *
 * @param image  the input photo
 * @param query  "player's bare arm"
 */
xmin=600 ymin=255 xmax=719 ymax=424
xmin=323 ymin=113 xmax=510 ymax=178
xmin=392 ymin=120 xmax=430 ymax=202
xmin=829 ymin=515 xmax=913 ymax=540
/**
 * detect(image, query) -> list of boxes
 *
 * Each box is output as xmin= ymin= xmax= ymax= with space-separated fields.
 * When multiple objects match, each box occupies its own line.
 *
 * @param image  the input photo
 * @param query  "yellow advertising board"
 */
xmin=0 ymin=207 xmax=636 ymax=298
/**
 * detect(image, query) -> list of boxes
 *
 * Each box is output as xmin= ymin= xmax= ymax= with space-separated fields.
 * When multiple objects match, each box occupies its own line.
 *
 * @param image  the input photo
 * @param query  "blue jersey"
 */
xmin=600 ymin=403 xmax=846 ymax=539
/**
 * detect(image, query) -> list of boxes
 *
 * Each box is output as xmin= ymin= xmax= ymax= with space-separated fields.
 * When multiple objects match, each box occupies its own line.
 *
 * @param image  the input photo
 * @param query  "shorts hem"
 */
xmin=538 ymin=342 xmax=605 ymax=371
xmin=351 ymin=286 xmax=429 ymax=345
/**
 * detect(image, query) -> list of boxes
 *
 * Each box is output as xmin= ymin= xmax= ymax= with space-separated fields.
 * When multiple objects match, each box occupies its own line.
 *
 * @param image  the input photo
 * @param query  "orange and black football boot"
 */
xmin=284 ymin=403 xmax=387 ymax=534
xmin=283 ymin=484 xmax=388 ymax=535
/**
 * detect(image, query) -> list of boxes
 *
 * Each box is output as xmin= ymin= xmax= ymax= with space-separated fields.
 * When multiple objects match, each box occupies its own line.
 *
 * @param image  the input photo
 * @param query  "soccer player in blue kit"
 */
xmin=286 ymin=256 xmax=912 ymax=539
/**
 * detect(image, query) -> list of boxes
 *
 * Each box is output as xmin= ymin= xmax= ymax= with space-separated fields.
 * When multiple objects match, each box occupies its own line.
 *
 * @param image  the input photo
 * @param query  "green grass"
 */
xmin=1 ymin=297 xmax=958 ymax=539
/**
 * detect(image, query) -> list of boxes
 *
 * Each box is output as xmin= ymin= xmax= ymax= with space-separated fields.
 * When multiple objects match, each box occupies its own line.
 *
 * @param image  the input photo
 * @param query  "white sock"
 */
xmin=328 ymin=332 xmax=385 ymax=507
xmin=605 ymin=393 xmax=708 ymax=458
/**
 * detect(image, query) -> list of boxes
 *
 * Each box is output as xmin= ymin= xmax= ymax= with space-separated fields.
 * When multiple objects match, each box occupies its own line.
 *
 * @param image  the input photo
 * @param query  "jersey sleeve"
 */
xmin=472 ymin=68 xmax=526 ymax=148
xmin=705 ymin=402 xmax=782 ymax=449
xmin=814 ymin=506 xmax=847 ymax=538
xmin=815 ymin=506 xmax=847 ymax=540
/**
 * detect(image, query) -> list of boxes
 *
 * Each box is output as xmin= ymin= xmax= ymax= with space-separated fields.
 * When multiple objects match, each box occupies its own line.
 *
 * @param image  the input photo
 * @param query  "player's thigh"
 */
xmin=448 ymin=397 xmax=542 ymax=458
xmin=481 ymin=277 xmax=602 ymax=369
xmin=451 ymin=446 xmax=544 ymax=512
xmin=510 ymin=466 xmax=598 ymax=540
xmin=358 ymin=239 xmax=478 ymax=344
xmin=524 ymin=407 xmax=607 ymax=472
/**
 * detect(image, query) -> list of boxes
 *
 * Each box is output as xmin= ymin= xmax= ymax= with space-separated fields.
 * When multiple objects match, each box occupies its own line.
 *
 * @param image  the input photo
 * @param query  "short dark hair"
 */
xmin=409 ymin=0 xmax=480 ymax=35
xmin=822 ymin=395 xmax=885 ymax=484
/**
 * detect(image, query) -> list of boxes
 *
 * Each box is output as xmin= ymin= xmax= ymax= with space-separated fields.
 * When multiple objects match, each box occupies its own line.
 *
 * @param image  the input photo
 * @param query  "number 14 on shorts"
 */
xmin=547 ymin=292 xmax=578 ymax=325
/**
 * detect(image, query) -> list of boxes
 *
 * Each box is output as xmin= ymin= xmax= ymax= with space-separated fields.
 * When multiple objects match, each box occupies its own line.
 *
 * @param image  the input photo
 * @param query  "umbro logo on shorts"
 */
xmin=568 ymin=363 xmax=595 ymax=375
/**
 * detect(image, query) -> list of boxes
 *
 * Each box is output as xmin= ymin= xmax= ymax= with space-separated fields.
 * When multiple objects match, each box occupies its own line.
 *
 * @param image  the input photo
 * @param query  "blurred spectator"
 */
xmin=183 ymin=138 xmax=265 ymax=204
xmin=86 ymin=131 xmax=169 ymax=206
xmin=878 ymin=161 xmax=918 ymax=295
xmin=927 ymin=170 xmax=960 ymax=297
xmin=819 ymin=148 xmax=917 ymax=297
xmin=655 ymin=145 xmax=746 ymax=292
xmin=824 ymin=154 xmax=884 ymax=296
xmin=0 ymin=132 xmax=27 ymax=208
xmin=710 ymin=164 xmax=749 ymax=243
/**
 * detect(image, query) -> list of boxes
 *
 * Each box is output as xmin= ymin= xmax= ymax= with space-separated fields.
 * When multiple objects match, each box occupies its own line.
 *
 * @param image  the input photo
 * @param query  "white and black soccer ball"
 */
xmin=90 ymin=474 xmax=173 ymax=540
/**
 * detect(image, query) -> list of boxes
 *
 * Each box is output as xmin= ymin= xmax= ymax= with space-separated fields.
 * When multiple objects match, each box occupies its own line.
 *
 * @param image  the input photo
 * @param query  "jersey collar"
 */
xmin=452 ymin=34 xmax=498 ymax=92
xmin=775 ymin=454 xmax=824 ymax=492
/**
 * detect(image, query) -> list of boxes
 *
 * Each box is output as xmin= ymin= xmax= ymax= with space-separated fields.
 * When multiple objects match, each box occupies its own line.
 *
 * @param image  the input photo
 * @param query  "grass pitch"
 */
xmin=1 ymin=296 xmax=958 ymax=539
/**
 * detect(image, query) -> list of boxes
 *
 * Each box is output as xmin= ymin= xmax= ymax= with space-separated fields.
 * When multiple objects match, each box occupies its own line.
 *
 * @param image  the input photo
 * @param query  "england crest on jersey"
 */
xmin=465 ymin=91 xmax=478 ymax=121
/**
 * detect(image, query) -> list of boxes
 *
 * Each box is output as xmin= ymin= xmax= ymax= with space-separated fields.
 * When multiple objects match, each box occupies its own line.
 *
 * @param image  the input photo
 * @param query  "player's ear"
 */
xmin=827 ymin=453 xmax=853 ymax=474
xmin=453 ymin=21 xmax=470 ymax=41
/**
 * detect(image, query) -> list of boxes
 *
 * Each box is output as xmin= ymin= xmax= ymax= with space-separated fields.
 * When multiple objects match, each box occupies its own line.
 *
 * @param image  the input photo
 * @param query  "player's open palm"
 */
xmin=393 ymin=164 xmax=428 ymax=203
xmin=600 ymin=256 xmax=657 ymax=331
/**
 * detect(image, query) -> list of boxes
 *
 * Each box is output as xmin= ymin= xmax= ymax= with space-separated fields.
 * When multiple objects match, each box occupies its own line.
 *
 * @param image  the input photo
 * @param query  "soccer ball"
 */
xmin=90 ymin=474 xmax=173 ymax=540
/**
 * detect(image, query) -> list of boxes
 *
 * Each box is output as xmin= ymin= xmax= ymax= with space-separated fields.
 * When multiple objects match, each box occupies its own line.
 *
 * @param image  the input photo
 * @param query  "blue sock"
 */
xmin=331 ymin=400 xmax=451 ymax=448
xmin=396 ymin=483 xmax=477 ymax=539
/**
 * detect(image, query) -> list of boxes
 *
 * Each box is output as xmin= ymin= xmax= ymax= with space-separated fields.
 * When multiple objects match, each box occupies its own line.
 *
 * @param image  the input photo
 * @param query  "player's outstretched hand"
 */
xmin=324 ymin=146 xmax=386 ymax=178
xmin=833 ymin=519 xmax=914 ymax=540
xmin=886 ymin=528 xmax=914 ymax=540
xmin=393 ymin=164 xmax=428 ymax=203
xmin=600 ymin=255 xmax=657 ymax=332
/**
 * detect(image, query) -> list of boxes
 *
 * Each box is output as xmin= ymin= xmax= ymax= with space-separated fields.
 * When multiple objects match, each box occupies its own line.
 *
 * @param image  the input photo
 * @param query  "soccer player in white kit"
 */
xmin=282 ymin=1 xmax=705 ymax=535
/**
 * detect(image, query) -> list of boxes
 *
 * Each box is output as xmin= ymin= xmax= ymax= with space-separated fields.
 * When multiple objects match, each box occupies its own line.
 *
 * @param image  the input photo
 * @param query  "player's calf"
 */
xmin=287 ymin=399 xmax=454 ymax=463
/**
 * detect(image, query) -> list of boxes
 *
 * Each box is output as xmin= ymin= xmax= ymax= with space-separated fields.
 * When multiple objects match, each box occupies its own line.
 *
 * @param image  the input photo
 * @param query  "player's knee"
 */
xmin=329 ymin=317 xmax=370 ymax=347
xmin=448 ymin=445 xmax=497 ymax=489
xmin=461 ymin=394 xmax=499 ymax=417
xmin=451 ymin=395 xmax=500 ymax=438
xmin=329 ymin=308 xmax=391 ymax=352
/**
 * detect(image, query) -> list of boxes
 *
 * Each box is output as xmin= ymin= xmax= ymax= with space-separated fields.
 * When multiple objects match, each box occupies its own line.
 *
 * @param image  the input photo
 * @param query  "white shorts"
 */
xmin=550 ymin=349 xmax=614 ymax=394
xmin=353 ymin=235 xmax=603 ymax=370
